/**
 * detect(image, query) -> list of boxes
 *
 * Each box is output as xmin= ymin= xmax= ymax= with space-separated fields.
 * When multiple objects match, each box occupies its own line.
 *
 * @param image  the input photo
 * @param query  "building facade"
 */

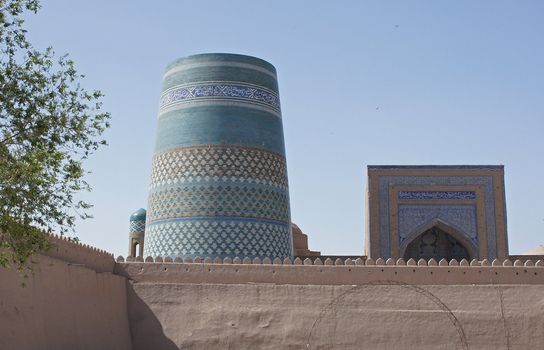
xmin=365 ymin=165 xmax=508 ymax=260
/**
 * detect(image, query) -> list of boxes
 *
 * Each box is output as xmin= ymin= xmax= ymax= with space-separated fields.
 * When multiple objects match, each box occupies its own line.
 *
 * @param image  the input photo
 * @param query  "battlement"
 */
xmin=43 ymin=234 xmax=115 ymax=273
xmin=114 ymin=255 xmax=544 ymax=286
xmin=40 ymin=233 xmax=544 ymax=286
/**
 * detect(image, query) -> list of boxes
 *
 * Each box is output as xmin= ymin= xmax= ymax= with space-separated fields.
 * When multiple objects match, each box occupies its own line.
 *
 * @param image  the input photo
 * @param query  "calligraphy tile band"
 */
xmin=159 ymin=82 xmax=281 ymax=115
xmin=398 ymin=191 xmax=477 ymax=200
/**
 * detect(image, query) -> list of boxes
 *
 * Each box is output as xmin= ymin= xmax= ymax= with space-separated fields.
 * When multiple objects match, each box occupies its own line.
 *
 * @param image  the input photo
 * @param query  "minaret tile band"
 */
xmin=159 ymin=82 xmax=281 ymax=117
xmin=144 ymin=53 xmax=293 ymax=260
xmin=149 ymin=145 xmax=288 ymax=190
xmin=154 ymin=107 xmax=286 ymax=154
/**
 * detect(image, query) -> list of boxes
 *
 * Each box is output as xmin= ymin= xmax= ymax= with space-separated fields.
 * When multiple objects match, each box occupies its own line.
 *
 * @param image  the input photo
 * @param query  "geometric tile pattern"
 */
xmin=159 ymin=82 xmax=281 ymax=116
xmin=398 ymin=204 xmax=478 ymax=245
xmin=398 ymin=190 xmax=476 ymax=200
xmin=150 ymin=145 xmax=288 ymax=190
xmin=145 ymin=219 xmax=292 ymax=259
xmin=377 ymin=174 xmax=498 ymax=259
xmin=145 ymin=54 xmax=292 ymax=260
xmin=147 ymin=184 xmax=290 ymax=223
xmin=129 ymin=220 xmax=146 ymax=233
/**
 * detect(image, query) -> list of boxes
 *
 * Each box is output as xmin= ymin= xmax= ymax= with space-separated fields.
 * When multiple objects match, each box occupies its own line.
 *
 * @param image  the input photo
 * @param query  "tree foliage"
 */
xmin=0 ymin=0 xmax=110 ymax=268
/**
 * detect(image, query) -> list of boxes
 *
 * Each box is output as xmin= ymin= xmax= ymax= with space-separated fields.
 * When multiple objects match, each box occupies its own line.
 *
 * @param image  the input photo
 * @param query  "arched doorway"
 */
xmin=403 ymin=226 xmax=471 ymax=261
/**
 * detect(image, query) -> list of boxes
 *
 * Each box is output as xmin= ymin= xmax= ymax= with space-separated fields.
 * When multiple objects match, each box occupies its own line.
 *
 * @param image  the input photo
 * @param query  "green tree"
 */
xmin=0 ymin=0 xmax=110 ymax=268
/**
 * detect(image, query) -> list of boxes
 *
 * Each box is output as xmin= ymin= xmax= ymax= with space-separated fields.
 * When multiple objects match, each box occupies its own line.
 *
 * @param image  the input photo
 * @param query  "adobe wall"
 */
xmin=43 ymin=234 xmax=116 ymax=273
xmin=128 ymin=282 xmax=544 ymax=350
xmin=3 ymin=232 xmax=544 ymax=350
xmin=118 ymin=257 xmax=544 ymax=349
xmin=114 ymin=256 xmax=544 ymax=286
xmin=509 ymin=254 xmax=544 ymax=263
xmin=0 ymin=239 xmax=132 ymax=350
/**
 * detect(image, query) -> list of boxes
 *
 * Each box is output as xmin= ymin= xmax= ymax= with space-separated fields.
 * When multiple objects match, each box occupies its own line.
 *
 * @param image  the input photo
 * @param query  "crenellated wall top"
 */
xmin=113 ymin=255 xmax=544 ymax=286
xmin=43 ymin=234 xmax=115 ymax=273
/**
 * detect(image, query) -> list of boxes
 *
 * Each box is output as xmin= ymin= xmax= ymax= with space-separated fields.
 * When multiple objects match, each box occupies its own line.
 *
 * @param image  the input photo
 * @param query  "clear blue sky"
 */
xmin=24 ymin=1 xmax=544 ymax=257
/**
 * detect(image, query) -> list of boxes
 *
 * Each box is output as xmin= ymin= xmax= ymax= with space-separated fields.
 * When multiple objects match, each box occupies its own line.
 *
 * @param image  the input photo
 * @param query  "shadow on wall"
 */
xmin=126 ymin=281 xmax=178 ymax=350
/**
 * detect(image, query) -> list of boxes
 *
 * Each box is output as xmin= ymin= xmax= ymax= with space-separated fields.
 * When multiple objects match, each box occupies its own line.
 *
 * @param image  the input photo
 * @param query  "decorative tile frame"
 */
xmin=391 ymin=185 xmax=486 ymax=259
xmin=365 ymin=166 xmax=508 ymax=260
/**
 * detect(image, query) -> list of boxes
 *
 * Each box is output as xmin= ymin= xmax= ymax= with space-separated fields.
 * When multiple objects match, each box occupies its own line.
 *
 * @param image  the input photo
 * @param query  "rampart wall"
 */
xmin=128 ymin=281 xmax=544 ymax=350
xmin=508 ymin=254 xmax=544 ymax=263
xmin=118 ymin=255 xmax=544 ymax=349
xmin=0 ymin=236 xmax=131 ymax=350
xmin=2 ymin=234 xmax=544 ymax=350
xmin=115 ymin=255 xmax=544 ymax=285
xmin=43 ymin=234 xmax=115 ymax=273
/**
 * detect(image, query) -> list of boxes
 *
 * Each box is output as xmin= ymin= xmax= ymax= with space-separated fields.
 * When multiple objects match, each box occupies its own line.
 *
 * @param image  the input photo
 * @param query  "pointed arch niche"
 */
xmin=366 ymin=167 xmax=509 ymax=261
xmin=400 ymin=219 xmax=478 ymax=261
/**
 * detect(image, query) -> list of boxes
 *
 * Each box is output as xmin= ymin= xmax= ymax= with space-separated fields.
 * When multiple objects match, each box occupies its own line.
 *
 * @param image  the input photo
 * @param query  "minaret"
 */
xmin=144 ymin=53 xmax=293 ymax=260
xmin=128 ymin=208 xmax=146 ymax=257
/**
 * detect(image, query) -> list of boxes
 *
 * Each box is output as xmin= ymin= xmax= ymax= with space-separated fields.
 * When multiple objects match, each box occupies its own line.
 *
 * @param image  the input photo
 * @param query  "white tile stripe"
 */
xmin=163 ymin=61 xmax=277 ymax=79
xmin=157 ymin=99 xmax=282 ymax=119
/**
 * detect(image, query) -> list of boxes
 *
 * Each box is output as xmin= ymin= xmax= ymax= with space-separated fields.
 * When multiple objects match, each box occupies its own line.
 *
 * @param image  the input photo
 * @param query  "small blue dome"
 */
xmin=130 ymin=208 xmax=146 ymax=222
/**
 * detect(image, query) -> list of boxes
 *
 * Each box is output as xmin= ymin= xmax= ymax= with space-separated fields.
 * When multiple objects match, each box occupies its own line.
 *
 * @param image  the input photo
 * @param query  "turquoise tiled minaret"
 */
xmin=144 ymin=53 xmax=293 ymax=260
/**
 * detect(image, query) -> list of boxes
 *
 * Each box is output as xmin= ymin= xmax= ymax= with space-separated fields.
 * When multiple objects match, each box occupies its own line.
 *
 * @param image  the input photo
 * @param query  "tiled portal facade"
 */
xmin=365 ymin=166 xmax=508 ymax=260
xmin=143 ymin=53 xmax=293 ymax=260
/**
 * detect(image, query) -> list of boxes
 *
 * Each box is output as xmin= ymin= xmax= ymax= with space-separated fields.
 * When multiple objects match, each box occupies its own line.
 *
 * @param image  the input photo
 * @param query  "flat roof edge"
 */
xmin=367 ymin=165 xmax=504 ymax=170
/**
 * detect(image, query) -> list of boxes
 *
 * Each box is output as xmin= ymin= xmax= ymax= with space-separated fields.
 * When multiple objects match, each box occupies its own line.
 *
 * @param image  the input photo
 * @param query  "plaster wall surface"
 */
xmin=115 ymin=262 xmax=544 ymax=285
xmin=0 ymin=255 xmax=132 ymax=350
xmin=128 ymin=282 xmax=544 ymax=350
xmin=43 ymin=234 xmax=115 ymax=273
xmin=3 ymin=234 xmax=544 ymax=350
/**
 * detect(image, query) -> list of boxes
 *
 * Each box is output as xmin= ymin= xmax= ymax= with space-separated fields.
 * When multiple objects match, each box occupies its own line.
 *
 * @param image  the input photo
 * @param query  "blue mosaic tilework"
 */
xmin=162 ymin=54 xmax=278 ymax=92
xmin=129 ymin=208 xmax=146 ymax=233
xmin=398 ymin=190 xmax=476 ymax=200
xmin=155 ymin=106 xmax=286 ymax=155
xmin=377 ymin=175 xmax=498 ymax=259
xmin=130 ymin=208 xmax=146 ymax=221
xmin=129 ymin=220 xmax=145 ymax=233
xmin=398 ymin=204 xmax=478 ymax=245
xmin=143 ymin=219 xmax=292 ymax=259
xmin=164 ymin=53 xmax=277 ymax=77
xmin=145 ymin=54 xmax=292 ymax=260
xmin=150 ymin=145 xmax=288 ymax=190
xmin=160 ymin=82 xmax=281 ymax=116
xmin=147 ymin=183 xmax=290 ymax=223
